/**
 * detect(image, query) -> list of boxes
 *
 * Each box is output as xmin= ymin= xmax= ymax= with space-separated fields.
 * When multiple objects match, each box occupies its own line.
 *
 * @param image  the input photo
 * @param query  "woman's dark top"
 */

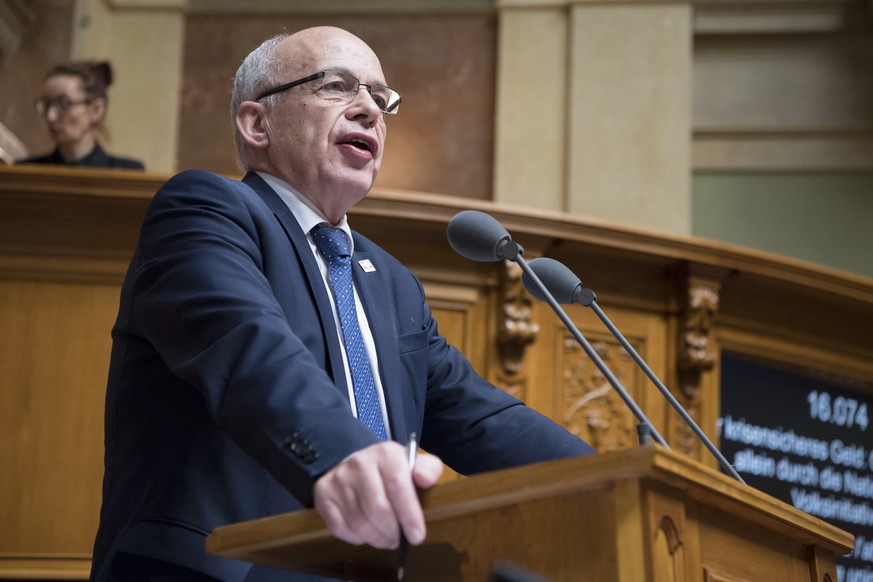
xmin=21 ymin=142 xmax=144 ymax=170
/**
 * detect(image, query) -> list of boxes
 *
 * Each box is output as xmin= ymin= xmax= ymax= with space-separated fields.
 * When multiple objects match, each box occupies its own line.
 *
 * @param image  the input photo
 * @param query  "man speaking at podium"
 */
xmin=89 ymin=26 xmax=596 ymax=582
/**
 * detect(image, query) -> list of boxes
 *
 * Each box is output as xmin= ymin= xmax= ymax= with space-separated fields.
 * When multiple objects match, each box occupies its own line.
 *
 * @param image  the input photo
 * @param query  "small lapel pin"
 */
xmin=358 ymin=259 xmax=376 ymax=273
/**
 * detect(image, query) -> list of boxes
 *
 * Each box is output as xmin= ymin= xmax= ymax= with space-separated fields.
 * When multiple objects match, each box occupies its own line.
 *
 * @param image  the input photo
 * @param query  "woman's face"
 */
xmin=39 ymin=74 xmax=105 ymax=149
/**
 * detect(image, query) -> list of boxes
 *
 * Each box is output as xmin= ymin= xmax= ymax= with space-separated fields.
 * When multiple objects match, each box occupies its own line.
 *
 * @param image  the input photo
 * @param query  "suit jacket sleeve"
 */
xmin=122 ymin=170 xmax=378 ymax=506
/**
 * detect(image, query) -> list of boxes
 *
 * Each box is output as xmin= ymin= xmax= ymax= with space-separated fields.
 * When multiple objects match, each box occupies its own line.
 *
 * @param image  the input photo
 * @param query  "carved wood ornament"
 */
xmin=561 ymin=337 xmax=637 ymax=452
xmin=496 ymin=260 xmax=538 ymax=399
xmin=678 ymin=283 xmax=719 ymax=399
xmin=676 ymin=278 xmax=720 ymax=455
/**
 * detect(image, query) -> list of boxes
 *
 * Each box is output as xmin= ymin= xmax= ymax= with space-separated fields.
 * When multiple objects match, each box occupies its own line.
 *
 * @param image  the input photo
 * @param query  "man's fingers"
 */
xmin=313 ymin=443 xmax=447 ymax=549
xmin=315 ymin=449 xmax=400 ymax=548
xmin=356 ymin=487 xmax=401 ymax=547
xmin=412 ymin=453 xmax=444 ymax=489
xmin=383 ymin=459 xmax=425 ymax=545
xmin=314 ymin=495 xmax=358 ymax=544
xmin=315 ymin=442 xmax=428 ymax=549
xmin=385 ymin=452 xmax=444 ymax=546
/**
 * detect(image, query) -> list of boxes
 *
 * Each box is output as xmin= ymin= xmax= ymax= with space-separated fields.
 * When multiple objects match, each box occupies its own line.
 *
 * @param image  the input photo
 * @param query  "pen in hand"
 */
xmin=398 ymin=432 xmax=418 ymax=582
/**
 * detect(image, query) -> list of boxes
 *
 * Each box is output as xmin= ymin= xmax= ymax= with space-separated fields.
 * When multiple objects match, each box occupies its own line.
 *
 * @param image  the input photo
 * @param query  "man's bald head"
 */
xmin=230 ymin=26 xmax=390 ymax=222
xmin=230 ymin=27 xmax=382 ymax=168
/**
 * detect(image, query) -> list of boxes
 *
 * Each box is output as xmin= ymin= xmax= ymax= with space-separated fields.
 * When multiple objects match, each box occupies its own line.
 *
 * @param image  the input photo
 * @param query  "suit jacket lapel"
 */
xmin=241 ymin=172 xmax=351 ymax=401
xmin=351 ymin=247 xmax=408 ymax=442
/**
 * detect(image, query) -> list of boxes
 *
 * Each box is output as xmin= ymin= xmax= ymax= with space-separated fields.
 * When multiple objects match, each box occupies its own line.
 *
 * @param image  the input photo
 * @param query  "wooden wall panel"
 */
xmin=0 ymin=280 xmax=117 ymax=567
xmin=423 ymin=283 xmax=491 ymax=372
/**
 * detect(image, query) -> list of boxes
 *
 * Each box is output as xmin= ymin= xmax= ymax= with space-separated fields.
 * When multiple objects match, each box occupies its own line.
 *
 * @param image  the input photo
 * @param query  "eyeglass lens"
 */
xmin=34 ymin=96 xmax=88 ymax=116
xmin=321 ymin=70 xmax=400 ymax=114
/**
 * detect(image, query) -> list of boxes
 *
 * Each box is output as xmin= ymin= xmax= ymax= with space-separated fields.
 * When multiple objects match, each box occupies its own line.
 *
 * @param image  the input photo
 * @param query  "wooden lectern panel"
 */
xmin=206 ymin=447 xmax=853 ymax=581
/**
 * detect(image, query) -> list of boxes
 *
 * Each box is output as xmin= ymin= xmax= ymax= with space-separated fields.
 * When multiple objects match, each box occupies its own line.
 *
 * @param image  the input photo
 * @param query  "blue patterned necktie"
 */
xmin=311 ymin=224 xmax=388 ymax=441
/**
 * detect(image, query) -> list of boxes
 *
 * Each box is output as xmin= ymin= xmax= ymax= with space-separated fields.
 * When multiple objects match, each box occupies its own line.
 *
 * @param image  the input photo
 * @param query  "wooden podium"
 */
xmin=205 ymin=447 xmax=853 ymax=581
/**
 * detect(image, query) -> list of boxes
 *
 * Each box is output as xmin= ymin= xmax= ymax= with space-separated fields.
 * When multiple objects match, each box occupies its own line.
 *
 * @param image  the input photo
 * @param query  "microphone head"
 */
xmin=447 ymin=210 xmax=517 ymax=262
xmin=523 ymin=257 xmax=583 ymax=304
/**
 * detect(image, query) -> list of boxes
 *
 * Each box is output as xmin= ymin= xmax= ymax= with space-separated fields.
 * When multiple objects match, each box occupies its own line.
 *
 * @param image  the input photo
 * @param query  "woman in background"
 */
xmin=22 ymin=60 xmax=144 ymax=170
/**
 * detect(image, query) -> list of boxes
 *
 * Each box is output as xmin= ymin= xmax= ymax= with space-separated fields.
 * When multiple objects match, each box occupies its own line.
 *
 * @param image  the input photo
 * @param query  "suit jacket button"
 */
xmin=284 ymin=434 xmax=317 ymax=463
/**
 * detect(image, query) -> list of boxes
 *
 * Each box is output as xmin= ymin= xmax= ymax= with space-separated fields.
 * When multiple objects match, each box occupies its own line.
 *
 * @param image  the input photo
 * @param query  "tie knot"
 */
xmin=311 ymin=224 xmax=351 ymax=261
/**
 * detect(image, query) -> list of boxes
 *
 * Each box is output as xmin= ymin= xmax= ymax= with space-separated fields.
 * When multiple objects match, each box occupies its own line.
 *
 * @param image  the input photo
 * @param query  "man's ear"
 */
xmin=236 ymin=101 xmax=270 ymax=151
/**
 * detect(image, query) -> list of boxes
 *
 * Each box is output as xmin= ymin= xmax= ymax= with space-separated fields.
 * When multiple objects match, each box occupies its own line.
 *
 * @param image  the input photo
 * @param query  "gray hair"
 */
xmin=231 ymin=33 xmax=288 ymax=167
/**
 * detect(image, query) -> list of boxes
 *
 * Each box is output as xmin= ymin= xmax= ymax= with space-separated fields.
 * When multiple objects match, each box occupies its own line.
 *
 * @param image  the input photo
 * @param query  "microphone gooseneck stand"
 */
xmin=514 ymin=254 xmax=668 ymax=448
xmin=447 ymin=210 xmax=667 ymax=448
xmin=525 ymin=257 xmax=745 ymax=484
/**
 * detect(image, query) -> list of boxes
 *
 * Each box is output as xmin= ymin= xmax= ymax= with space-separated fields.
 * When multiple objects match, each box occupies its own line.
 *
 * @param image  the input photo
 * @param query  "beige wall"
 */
xmin=494 ymin=7 xmax=568 ymax=212
xmin=690 ymin=0 xmax=873 ymax=280
xmin=566 ymin=1 xmax=691 ymax=234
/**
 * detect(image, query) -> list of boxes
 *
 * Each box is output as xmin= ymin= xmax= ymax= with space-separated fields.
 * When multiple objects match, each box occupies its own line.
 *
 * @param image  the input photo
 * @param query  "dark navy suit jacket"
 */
xmin=89 ymin=170 xmax=595 ymax=581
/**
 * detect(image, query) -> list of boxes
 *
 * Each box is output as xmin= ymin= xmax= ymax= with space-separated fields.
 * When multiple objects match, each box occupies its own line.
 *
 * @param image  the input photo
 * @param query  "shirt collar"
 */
xmin=256 ymin=172 xmax=354 ymax=253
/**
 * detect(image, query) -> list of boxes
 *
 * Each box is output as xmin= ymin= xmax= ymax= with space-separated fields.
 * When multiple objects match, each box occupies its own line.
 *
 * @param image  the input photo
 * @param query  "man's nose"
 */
xmin=349 ymin=88 xmax=382 ymax=119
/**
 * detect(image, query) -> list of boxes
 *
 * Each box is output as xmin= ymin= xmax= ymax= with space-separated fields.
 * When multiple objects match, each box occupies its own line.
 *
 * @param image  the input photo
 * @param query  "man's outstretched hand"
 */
xmin=313 ymin=441 xmax=444 ymax=549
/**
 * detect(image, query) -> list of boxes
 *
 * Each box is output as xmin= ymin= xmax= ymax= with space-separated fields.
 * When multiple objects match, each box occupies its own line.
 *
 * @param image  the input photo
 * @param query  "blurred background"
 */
xmin=1 ymin=0 xmax=871 ymax=278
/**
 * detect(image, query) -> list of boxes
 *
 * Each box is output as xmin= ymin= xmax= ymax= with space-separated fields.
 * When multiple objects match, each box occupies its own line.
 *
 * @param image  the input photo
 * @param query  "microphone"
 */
xmin=446 ymin=210 xmax=522 ymax=262
xmin=521 ymin=255 xmax=595 ymax=306
xmin=447 ymin=210 xmax=668 ymax=448
xmin=523 ymin=257 xmax=745 ymax=484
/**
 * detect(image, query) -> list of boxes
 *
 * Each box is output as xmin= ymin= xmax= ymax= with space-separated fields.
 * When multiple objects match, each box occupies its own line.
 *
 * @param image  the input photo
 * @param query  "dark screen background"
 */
xmin=719 ymin=353 xmax=873 ymax=581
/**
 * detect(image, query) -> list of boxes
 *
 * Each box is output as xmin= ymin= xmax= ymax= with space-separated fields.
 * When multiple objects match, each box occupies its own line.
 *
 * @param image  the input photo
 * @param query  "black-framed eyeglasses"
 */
xmin=33 ymin=95 xmax=92 ymax=117
xmin=255 ymin=69 xmax=401 ymax=115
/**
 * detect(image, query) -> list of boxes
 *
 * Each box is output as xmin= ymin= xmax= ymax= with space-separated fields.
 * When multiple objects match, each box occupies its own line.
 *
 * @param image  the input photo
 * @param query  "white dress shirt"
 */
xmin=257 ymin=172 xmax=392 ymax=438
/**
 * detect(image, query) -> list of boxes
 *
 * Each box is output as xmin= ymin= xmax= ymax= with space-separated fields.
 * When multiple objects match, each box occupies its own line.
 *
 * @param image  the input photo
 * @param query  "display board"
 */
xmin=718 ymin=353 xmax=873 ymax=582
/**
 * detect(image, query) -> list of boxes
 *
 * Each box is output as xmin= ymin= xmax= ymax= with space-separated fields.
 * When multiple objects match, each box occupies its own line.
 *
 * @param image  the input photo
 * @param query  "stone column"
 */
xmin=495 ymin=0 xmax=692 ymax=235
xmin=494 ymin=3 xmax=569 ymax=212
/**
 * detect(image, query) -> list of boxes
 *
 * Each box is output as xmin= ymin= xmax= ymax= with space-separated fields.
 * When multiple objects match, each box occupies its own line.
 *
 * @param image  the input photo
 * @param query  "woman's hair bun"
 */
xmin=92 ymin=61 xmax=113 ymax=88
